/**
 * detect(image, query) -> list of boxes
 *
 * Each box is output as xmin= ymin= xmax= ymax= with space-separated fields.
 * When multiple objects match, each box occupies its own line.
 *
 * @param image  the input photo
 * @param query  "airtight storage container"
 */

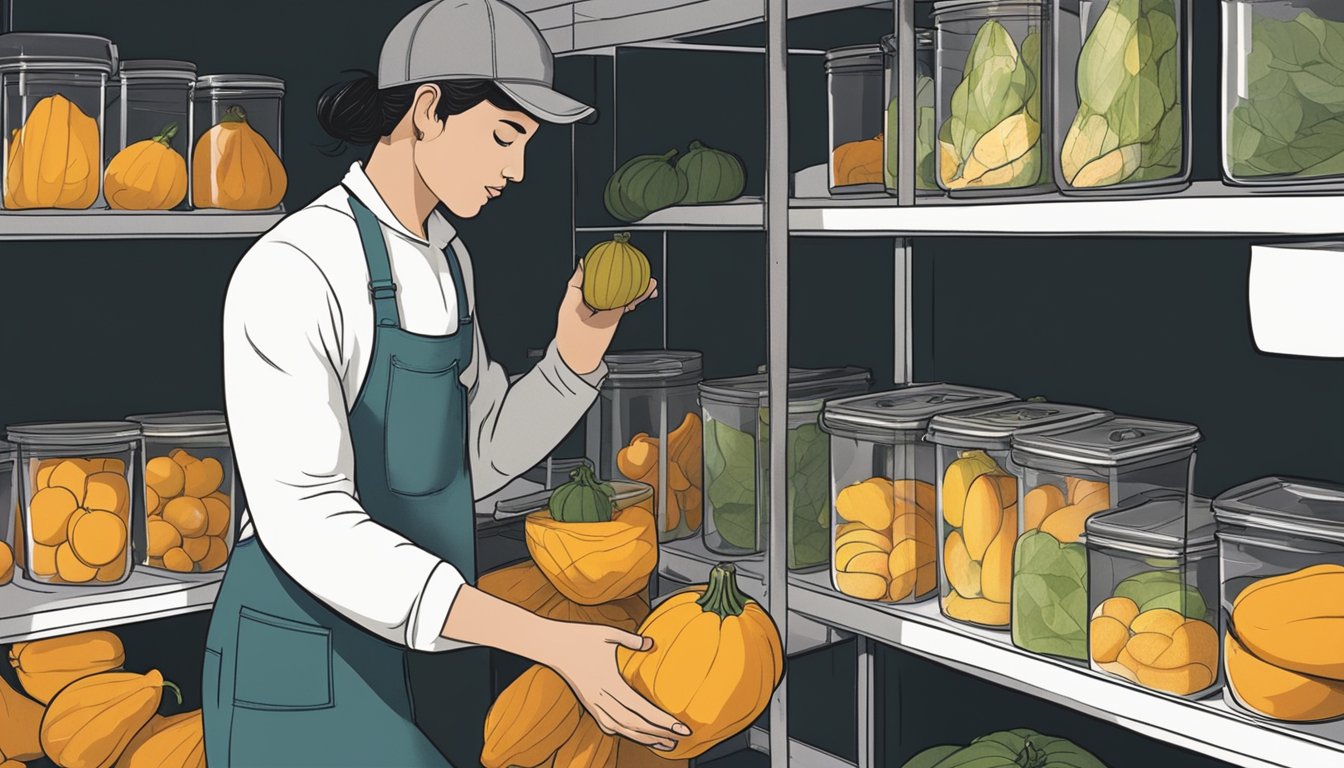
xmin=1011 ymin=416 xmax=1200 ymax=659
xmin=882 ymin=30 xmax=939 ymax=196
xmin=700 ymin=368 xmax=871 ymax=567
xmin=932 ymin=0 xmax=1052 ymax=196
xmin=0 ymin=33 xmax=117 ymax=210
xmin=927 ymin=402 xmax=1111 ymax=628
xmin=1086 ymin=495 xmax=1220 ymax=698
xmin=827 ymin=45 xmax=886 ymax=195
xmin=1214 ymin=478 xmax=1344 ymax=723
xmin=8 ymin=421 xmax=139 ymax=586
xmin=599 ymin=351 xmax=704 ymax=543
xmin=192 ymin=74 xmax=286 ymax=210
xmin=1 ymin=440 xmax=15 ymax=582
xmin=821 ymin=384 xmax=1016 ymax=604
xmin=105 ymin=59 xmax=195 ymax=210
xmin=1055 ymin=0 xmax=1191 ymax=195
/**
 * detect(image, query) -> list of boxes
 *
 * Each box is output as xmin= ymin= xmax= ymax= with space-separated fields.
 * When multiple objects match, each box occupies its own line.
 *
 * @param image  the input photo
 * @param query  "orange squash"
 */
xmin=5 ymin=94 xmax=100 ymax=209
xmin=525 ymin=502 xmax=658 ymax=606
xmin=831 ymin=135 xmax=884 ymax=187
xmin=481 ymin=665 xmax=581 ymax=768
xmin=0 ymin=540 xmax=12 ymax=585
xmin=0 ymin=674 xmax=44 ymax=760
xmin=191 ymin=105 xmax=287 ymax=210
xmin=114 ymin=711 xmax=195 ymax=768
xmin=477 ymin=560 xmax=651 ymax=633
xmin=104 ymin=123 xmax=188 ymax=210
xmin=616 ymin=738 xmax=690 ymax=768
xmin=122 ymin=709 xmax=203 ymax=768
xmin=9 ymin=630 xmax=126 ymax=704
xmin=40 ymin=669 xmax=182 ymax=768
xmin=552 ymin=713 xmax=617 ymax=768
xmin=617 ymin=563 xmax=784 ymax=759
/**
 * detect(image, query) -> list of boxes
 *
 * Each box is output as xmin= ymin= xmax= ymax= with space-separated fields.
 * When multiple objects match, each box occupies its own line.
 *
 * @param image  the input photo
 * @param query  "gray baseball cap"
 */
xmin=379 ymin=0 xmax=596 ymax=125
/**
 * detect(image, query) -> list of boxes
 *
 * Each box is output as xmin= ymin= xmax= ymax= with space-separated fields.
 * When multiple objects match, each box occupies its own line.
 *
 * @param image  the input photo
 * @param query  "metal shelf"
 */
xmin=577 ymin=197 xmax=765 ymax=233
xmin=0 ymin=210 xmax=284 ymax=240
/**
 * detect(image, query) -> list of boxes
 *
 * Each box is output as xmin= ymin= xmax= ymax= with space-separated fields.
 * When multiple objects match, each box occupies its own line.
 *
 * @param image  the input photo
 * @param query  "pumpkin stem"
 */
xmin=220 ymin=105 xmax=248 ymax=124
xmin=613 ymin=232 xmax=631 ymax=244
xmin=660 ymin=148 xmax=679 ymax=162
xmin=697 ymin=563 xmax=752 ymax=618
xmin=1014 ymin=739 xmax=1047 ymax=768
xmin=162 ymin=680 xmax=184 ymax=706
xmin=689 ymin=140 xmax=704 ymax=150
xmin=153 ymin=122 xmax=179 ymax=146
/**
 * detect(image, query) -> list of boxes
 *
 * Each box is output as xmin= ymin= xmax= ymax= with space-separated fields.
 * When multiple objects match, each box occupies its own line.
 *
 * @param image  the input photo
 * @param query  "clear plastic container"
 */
xmin=926 ymin=402 xmax=1111 ymax=629
xmin=1 ymin=440 xmax=15 ymax=583
xmin=105 ymin=59 xmax=195 ymax=210
xmin=0 ymin=33 xmax=117 ymax=210
xmin=699 ymin=367 xmax=872 ymax=566
xmin=826 ymin=45 xmax=886 ymax=195
xmin=1223 ymin=1 xmax=1344 ymax=189
xmin=1086 ymin=495 xmax=1220 ymax=698
xmin=1010 ymin=416 xmax=1200 ymax=659
xmin=127 ymin=411 xmax=235 ymax=573
xmin=821 ymin=384 xmax=1016 ymax=604
xmin=599 ymin=351 xmax=704 ymax=543
xmin=1214 ymin=478 xmax=1344 ymax=723
xmin=521 ymin=457 xmax=594 ymax=490
xmin=882 ymin=30 xmax=940 ymax=196
xmin=7 ymin=421 xmax=139 ymax=586
xmin=931 ymin=0 xmax=1052 ymax=196
xmin=1055 ymin=0 xmax=1191 ymax=195
xmin=192 ymin=74 xmax=286 ymax=210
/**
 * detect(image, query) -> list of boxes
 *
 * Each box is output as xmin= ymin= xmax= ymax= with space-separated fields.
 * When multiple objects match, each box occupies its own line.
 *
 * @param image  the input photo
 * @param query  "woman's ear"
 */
xmin=411 ymin=83 xmax=445 ymax=141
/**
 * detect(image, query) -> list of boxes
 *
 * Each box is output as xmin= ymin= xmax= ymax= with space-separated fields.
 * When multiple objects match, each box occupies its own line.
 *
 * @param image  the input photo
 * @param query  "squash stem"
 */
xmin=613 ymin=232 xmax=631 ymax=244
xmin=660 ymin=148 xmax=679 ymax=162
xmin=162 ymin=680 xmax=184 ymax=706
xmin=220 ymin=105 xmax=248 ymax=124
xmin=153 ymin=122 xmax=179 ymax=146
xmin=697 ymin=563 xmax=751 ymax=618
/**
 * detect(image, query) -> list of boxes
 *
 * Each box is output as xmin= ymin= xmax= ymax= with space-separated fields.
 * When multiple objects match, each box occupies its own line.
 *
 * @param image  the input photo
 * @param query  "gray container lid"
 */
xmin=0 ymin=439 xmax=13 ymax=459
xmin=196 ymin=74 xmax=285 ymax=93
xmin=126 ymin=410 xmax=228 ymax=438
xmin=926 ymin=402 xmax=1112 ymax=450
xmin=1013 ymin=416 xmax=1201 ymax=467
xmin=1085 ymin=493 xmax=1216 ymax=556
xmin=880 ymin=30 xmax=936 ymax=54
xmin=821 ymin=383 xmax=1017 ymax=439
xmin=931 ymin=0 xmax=1048 ymax=20
xmin=0 ymin=33 xmax=117 ymax=73
xmin=602 ymin=350 xmax=702 ymax=387
xmin=700 ymin=367 xmax=871 ymax=409
xmin=7 ymin=421 xmax=141 ymax=447
xmin=119 ymin=59 xmax=196 ymax=81
xmin=1214 ymin=477 xmax=1344 ymax=545
xmin=824 ymin=44 xmax=884 ymax=72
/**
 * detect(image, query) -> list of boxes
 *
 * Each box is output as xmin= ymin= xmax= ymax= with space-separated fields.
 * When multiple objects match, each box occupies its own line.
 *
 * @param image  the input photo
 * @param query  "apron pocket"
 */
xmin=233 ymin=607 xmax=334 ymax=711
xmin=385 ymin=357 xmax=464 ymax=497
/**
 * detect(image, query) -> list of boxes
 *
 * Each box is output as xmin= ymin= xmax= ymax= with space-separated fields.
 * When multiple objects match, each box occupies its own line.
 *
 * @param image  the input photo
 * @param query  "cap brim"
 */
xmin=495 ymin=80 xmax=597 ymax=125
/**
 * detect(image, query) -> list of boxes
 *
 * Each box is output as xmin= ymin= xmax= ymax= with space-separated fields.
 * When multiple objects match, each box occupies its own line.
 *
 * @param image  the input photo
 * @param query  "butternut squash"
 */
xmin=123 ymin=710 xmax=202 ymax=768
xmin=40 ymin=670 xmax=181 ymax=768
xmin=1232 ymin=564 xmax=1344 ymax=680
xmin=9 ymin=630 xmax=125 ymax=704
xmin=553 ymin=714 xmax=617 ymax=768
xmin=481 ymin=665 xmax=581 ymax=768
xmin=0 ymin=673 xmax=44 ymax=760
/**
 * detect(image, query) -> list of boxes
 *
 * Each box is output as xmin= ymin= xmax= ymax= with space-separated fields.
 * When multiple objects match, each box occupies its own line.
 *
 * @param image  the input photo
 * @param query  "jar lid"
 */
xmin=824 ymin=44 xmax=884 ymax=72
xmin=821 ymin=383 xmax=1017 ymax=438
xmin=926 ymin=402 xmax=1112 ymax=450
xmin=125 ymin=410 xmax=228 ymax=437
xmin=196 ymin=74 xmax=285 ymax=93
xmin=7 ymin=421 xmax=141 ymax=447
xmin=1085 ymin=494 xmax=1216 ymax=556
xmin=1213 ymin=477 xmax=1344 ymax=545
xmin=0 ymin=33 xmax=117 ymax=74
xmin=602 ymin=350 xmax=703 ymax=386
xmin=931 ymin=0 xmax=1048 ymax=20
xmin=700 ymin=367 xmax=871 ymax=408
xmin=1013 ymin=416 xmax=1200 ymax=467
xmin=0 ymin=439 xmax=13 ymax=459
xmin=119 ymin=59 xmax=196 ymax=81
xmin=880 ymin=30 xmax=936 ymax=54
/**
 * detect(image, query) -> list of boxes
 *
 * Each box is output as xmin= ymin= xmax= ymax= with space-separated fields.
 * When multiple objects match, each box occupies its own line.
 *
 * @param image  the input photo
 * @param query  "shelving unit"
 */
xmin=0 ymin=210 xmax=284 ymax=240
xmin=0 ymin=570 xmax=222 ymax=644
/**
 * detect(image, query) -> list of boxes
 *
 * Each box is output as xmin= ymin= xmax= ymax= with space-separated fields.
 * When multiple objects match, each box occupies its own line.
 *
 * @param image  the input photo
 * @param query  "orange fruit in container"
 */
xmin=163 ymin=498 xmax=208 ymax=538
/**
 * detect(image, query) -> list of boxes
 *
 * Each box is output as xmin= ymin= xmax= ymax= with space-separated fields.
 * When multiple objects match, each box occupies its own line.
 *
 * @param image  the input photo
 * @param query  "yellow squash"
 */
xmin=40 ymin=669 xmax=181 ymax=768
xmin=480 ymin=665 xmax=581 ymax=768
xmin=9 ymin=630 xmax=126 ymax=704
xmin=192 ymin=105 xmax=287 ymax=210
xmin=104 ymin=123 xmax=188 ymax=210
xmin=6 ymin=94 xmax=100 ymax=209
xmin=581 ymin=233 xmax=651 ymax=311
xmin=525 ymin=502 xmax=658 ymax=606
xmin=0 ymin=674 xmax=44 ymax=760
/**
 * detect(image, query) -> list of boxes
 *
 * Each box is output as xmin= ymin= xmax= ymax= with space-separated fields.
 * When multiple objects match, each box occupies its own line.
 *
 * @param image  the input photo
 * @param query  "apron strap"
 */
xmin=345 ymin=190 xmax=401 ymax=330
xmin=441 ymin=242 xmax=472 ymax=326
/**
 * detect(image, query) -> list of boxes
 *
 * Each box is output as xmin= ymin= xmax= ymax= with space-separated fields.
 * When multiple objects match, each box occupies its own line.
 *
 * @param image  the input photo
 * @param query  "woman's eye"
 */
xmin=493 ymin=132 xmax=513 ymax=148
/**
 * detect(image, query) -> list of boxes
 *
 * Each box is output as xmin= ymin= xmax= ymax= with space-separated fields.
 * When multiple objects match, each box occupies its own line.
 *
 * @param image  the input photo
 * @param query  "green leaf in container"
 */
xmin=713 ymin=502 xmax=757 ymax=551
xmin=1112 ymin=72 xmax=1166 ymax=145
xmin=1078 ymin=2 xmax=1136 ymax=114
xmin=1258 ymin=14 xmax=1323 ymax=71
xmin=1290 ymin=65 xmax=1344 ymax=112
xmin=704 ymin=418 xmax=756 ymax=510
xmin=1301 ymin=11 xmax=1344 ymax=70
xmin=1061 ymin=110 xmax=1119 ymax=183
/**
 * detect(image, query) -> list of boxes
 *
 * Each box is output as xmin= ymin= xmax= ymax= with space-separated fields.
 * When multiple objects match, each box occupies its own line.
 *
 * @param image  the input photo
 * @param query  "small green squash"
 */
xmin=548 ymin=465 xmax=616 ymax=523
xmin=676 ymin=140 xmax=746 ymax=204
xmin=900 ymin=729 xmax=1109 ymax=768
xmin=604 ymin=149 xmax=688 ymax=222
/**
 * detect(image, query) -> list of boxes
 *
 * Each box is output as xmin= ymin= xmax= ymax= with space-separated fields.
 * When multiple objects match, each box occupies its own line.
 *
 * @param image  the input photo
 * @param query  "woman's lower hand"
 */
xmin=541 ymin=621 xmax=689 ymax=751
xmin=555 ymin=262 xmax=658 ymax=376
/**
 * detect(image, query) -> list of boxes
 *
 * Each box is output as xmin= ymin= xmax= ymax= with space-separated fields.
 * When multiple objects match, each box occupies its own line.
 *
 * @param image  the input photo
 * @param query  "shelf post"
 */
xmin=896 ymin=0 xmax=916 ymax=206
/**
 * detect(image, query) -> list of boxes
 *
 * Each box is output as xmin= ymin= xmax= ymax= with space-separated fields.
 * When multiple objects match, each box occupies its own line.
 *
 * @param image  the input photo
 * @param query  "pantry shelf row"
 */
xmin=0 ymin=210 xmax=284 ymax=240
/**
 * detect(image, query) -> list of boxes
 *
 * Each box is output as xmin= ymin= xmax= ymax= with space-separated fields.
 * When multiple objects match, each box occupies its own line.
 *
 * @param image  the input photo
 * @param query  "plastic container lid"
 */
xmin=926 ymin=402 xmax=1112 ymax=450
xmin=0 ymin=439 xmax=13 ymax=459
xmin=126 ymin=411 xmax=228 ymax=438
xmin=821 ymin=383 xmax=1017 ymax=440
xmin=196 ymin=74 xmax=285 ymax=94
xmin=1013 ymin=416 xmax=1201 ymax=467
xmin=0 ymin=33 xmax=117 ymax=73
xmin=931 ymin=0 xmax=1048 ymax=20
xmin=602 ymin=350 xmax=703 ymax=387
xmin=118 ymin=59 xmax=196 ymax=81
xmin=824 ymin=44 xmax=884 ymax=73
xmin=880 ymin=30 xmax=936 ymax=54
xmin=7 ymin=421 xmax=141 ymax=447
xmin=700 ymin=367 xmax=872 ymax=411
xmin=1086 ymin=493 xmax=1216 ymax=556
xmin=1213 ymin=477 xmax=1344 ymax=545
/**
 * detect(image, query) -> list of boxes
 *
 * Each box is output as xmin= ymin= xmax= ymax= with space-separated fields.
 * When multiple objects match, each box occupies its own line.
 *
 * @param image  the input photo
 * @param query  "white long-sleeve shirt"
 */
xmin=223 ymin=162 xmax=606 ymax=652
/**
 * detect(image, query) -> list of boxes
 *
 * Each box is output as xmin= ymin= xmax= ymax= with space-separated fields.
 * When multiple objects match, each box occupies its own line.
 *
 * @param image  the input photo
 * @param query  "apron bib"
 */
xmin=203 ymin=194 xmax=484 ymax=767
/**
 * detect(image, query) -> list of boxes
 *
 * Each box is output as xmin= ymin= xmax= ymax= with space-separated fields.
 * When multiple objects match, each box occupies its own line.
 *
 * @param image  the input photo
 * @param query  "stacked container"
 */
xmin=826 ymin=45 xmax=886 ymax=195
xmin=0 ymin=33 xmax=117 ymax=209
xmin=821 ymin=384 xmax=1016 ymax=604
xmin=8 ymin=422 xmax=139 ymax=586
xmin=598 ymin=351 xmax=704 ymax=543
xmin=1086 ymin=495 xmax=1219 ymax=697
xmin=926 ymin=402 xmax=1110 ymax=628
xmin=1214 ymin=478 xmax=1344 ymax=723
xmin=105 ymin=59 xmax=195 ymax=210
xmin=1 ymin=440 xmax=15 ymax=582
xmin=881 ymin=30 xmax=939 ymax=196
xmin=192 ymin=74 xmax=286 ymax=210
xmin=1011 ymin=416 xmax=1200 ymax=658
xmin=700 ymin=367 xmax=871 ymax=567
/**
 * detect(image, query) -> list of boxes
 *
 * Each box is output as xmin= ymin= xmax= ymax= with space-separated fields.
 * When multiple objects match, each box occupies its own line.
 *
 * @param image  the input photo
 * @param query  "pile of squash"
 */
xmin=616 ymin=412 xmax=704 ymax=540
xmin=2 ymin=630 xmax=204 ymax=768
xmin=26 ymin=459 xmax=132 ymax=585
xmin=142 ymin=450 xmax=231 ymax=573
xmin=604 ymin=141 xmax=745 ymax=222
xmin=832 ymin=477 xmax=936 ymax=603
xmin=1089 ymin=598 xmax=1219 ymax=697
xmin=940 ymin=451 xmax=1018 ymax=627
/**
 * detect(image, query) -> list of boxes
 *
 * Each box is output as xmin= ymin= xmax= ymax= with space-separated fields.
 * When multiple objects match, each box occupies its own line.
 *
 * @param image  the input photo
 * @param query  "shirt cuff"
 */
xmin=407 ymin=561 xmax=473 ymax=653
xmin=547 ymin=339 xmax=608 ymax=390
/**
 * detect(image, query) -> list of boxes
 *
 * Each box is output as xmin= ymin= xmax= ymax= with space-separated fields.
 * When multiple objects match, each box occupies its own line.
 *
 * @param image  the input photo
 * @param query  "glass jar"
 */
xmin=883 ymin=30 xmax=939 ymax=196
xmin=1 ymin=440 xmax=15 ymax=584
xmin=931 ymin=0 xmax=1052 ymax=196
xmin=1214 ymin=477 xmax=1344 ymax=723
xmin=1010 ymin=416 xmax=1200 ymax=660
xmin=826 ymin=45 xmax=886 ymax=195
xmin=926 ymin=402 xmax=1111 ymax=629
xmin=699 ymin=368 xmax=872 ymax=564
xmin=1086 ymin=495 xmax=1220 ymax=698
xmin=0 ymin=33 xmax=117 ymax=210
xmin=105 ymin=59 xmax=195 ymax=211
xmin=7 ymin=421 xmax=139 ymax=586
xmin=1055 ymin=0 xmax=1191 ymax=195
xmin=821 ymin=384 xmax=1016 ymax=604
xmin=192 ymin=74 xmax=286 ymax=210
xmin=1223 ymin=1 xmax=1344 ymax=189
xmin=599 ymin=351 xmax=704 ymax=543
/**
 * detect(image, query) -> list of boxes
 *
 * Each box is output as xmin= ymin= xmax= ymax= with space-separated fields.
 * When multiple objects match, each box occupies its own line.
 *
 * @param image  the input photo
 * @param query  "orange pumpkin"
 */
xmin=617 ymin=563 xmax=783 ymax=759
xmin=122 ymin=709 xmax=203 ymax=768
xmin=552 ymin=713 xmax=617 ymax=768
xmin=115 ymin=711 xmax=196 ymax=768
xmin=5 ymin=94 xmax=100 ymax=209
xmin=617 ymin=738 xmax=690 ymax=768
xmin=0 ymin=673 xmax=44 ymax=760
xmin=191 ymin=105 xmax=287 ymax=210
xmin=831 ymin=134 xmax=884 ymax=187
xmin=525 ymin=502 xmax=658 ymax=606
xmin=481 ymin=665 xmax=581 ymax=768
xmin=477 ymin=560 xmax=650 ymax=632
xmin=104 ymin=123 xmax=188 ymax=210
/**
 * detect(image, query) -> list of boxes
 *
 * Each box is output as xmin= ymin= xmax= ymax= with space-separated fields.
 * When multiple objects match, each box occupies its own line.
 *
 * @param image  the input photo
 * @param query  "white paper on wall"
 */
xmin=1249 ymin=242 xmax=1344 ymax=358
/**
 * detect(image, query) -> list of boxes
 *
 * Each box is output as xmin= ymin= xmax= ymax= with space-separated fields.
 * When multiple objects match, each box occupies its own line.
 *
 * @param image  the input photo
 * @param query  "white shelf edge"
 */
xmin=788 ymin=570 xmax=1344 ymax=768
xmin=0 ymin=210 xmax=284 ymax=241
xmin=578 ymin=198 xmax=765 ymax=233
xmin=0 ymin=570 xmax=222 ymax=644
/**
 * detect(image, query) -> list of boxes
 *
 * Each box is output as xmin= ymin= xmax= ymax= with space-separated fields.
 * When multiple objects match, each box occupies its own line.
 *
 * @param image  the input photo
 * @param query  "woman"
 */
xmin=203 ymin=1 xmax=686 ymax=765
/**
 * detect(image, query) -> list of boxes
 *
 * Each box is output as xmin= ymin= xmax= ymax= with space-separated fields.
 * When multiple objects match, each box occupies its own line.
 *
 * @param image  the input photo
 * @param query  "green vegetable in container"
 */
xmin=885 ymin=75 xmax=938 ymax=191
xmin=1113 ymin=570 xmax=1208 ymax=619
xmin=1012 ymin=530 xmax=1090 ymax=660
xmin=900 ymin=728 xmax=1110 ymax=768
xmin=704 ymin=417 xmax=758 ymax=551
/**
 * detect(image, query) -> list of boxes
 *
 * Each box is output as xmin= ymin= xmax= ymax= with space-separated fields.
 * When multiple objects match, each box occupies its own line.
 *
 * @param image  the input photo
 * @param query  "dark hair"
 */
xmin=316 ymin=69 xmax=524 ymax=148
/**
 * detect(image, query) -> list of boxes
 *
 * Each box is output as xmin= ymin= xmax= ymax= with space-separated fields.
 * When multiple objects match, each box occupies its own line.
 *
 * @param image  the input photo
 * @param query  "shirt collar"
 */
xmin=341 ymin=162 xmax=457 ymax=250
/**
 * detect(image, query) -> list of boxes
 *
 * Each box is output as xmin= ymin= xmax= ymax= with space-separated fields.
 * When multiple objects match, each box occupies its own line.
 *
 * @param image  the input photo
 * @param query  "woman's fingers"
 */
xmin=606 ymin=685 xmax=690 ymax=738
xmin=591 ymin=699 xmax=676 ymax=751
xmin=625 ymin=278 xmax=659 ymax=312
xmin=604 ymin=627 xmax=653 ymax=652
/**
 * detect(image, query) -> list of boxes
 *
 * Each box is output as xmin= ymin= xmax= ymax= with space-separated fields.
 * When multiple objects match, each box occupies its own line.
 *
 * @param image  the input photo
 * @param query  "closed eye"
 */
xmin=493 ymin=132 xmax=513 ymax=148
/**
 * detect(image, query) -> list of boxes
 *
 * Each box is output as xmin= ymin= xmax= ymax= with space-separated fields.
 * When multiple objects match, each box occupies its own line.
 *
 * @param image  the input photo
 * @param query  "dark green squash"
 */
xmin=900 ymin=729 xmax=1109 ymax=768
xmin=604 ymin=149 xmax=688 ymax=222
xmin=548 ymin=465 xmax=616 ymax=523
xmin=676 ymin=140 xmax=746 ymax=204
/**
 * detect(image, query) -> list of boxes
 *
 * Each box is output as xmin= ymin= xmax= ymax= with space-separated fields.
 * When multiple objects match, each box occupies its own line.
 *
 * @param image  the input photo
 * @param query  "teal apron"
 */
xmin=203 ymin=193 xmax=486 ymax=767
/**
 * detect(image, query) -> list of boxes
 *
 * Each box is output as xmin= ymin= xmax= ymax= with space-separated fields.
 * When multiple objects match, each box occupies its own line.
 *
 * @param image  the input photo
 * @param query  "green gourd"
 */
xmin=900 ymin=729 xmax=1109 ymax=768
xmin=604 ymin=149 xmax=688 ymax=222
xmin=548 ymin=465 xmax=616 ymax=523
xmin=676 ymin=140 xmax=746 ymax=204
